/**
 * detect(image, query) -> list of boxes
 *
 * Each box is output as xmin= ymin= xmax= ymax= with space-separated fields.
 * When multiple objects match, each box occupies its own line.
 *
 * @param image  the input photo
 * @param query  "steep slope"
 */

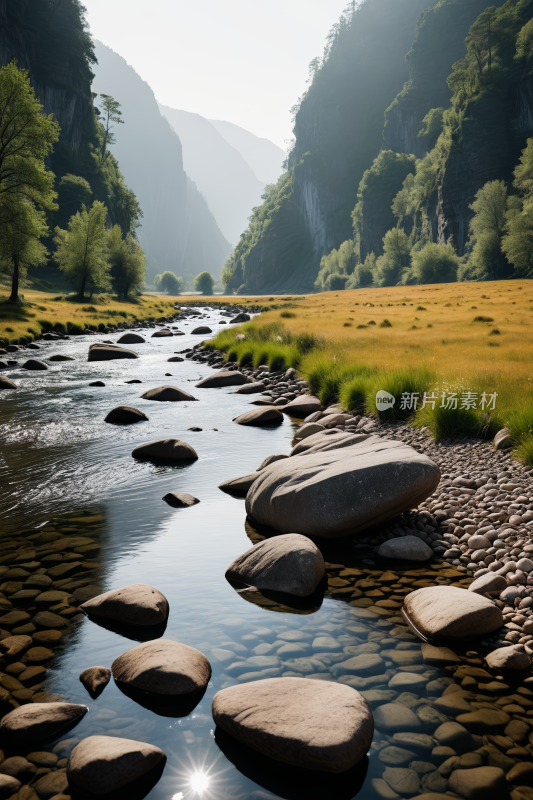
xmin=159 ymin=106 xmax=264 ymax=245
xmin=209 ymin=119 xmax=285 ymax=184
xmin=91 ymin=41 xmax=230 ymax=279
xmin=225 ymin=0 xmax=435 ymax=293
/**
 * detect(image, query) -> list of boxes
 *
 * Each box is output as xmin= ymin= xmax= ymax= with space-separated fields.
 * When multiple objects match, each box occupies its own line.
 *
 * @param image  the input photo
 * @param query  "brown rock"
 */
xmin=131 ymin=439 xmax=198 ymax=461
xmin=468 ymin=573 xmax=507 ymax=596
xmin=218 ymin=473 xmax=260 ymax=495
xmin=151 ymin=329 xmax=173 ymax=337
xmin=0 ymin=702 xmax=87 ymax=743
xmin=258 ymin=454 xmax=289 ymax=470
xmin=449 ymin=766 xmax=507 ymax=799
xmin=246 ymin=435 xmax=440 ymax=538
xmin=486 ymin=646 xmax=531 ymax=671
xmin=117 ymin=333 xmax=145 ymax=344
xmin=79 ymin=667 xmax=111 ymax=697
xmin=212 ymin=677 xmax=373 ymax=773
xmin=33 ymin=770 xmax=68 ymax=798
xmin=162 ymin=492 xmax=200 ymax=507
xmin=88 ymin=343 xmax=138 ymax=361
xmin=282 ymin=396 xmax=322 ymax=417
xmin=67 ymin=735 xmax=166 ymax=794
xmin=0 ymin=635 xmax=32 ymax=658
xmin=0 ymin=774 xmax=21 ymax=796
xmin=225 ymin=534 xmax=325 ymax=597
xmin=140 ymin=385 xmax=196 ymax=401
xmin=81 ymin=584 xmax=169 ymax=627
xmin=233 ymin=407 xmax=283 ymax=426
xmin=22 ymin=359 xmax=48 ymax=370
xmin=0 ymin=376 xmax=17 ymax=390
xmin=235 ymin=381 xmax=266 ymax=394
xmin=112 ymin=639 xmax=211 ymax=696
xmin=403 ymin=586 xmax=503 ymax=641
xmin=104 ymin=406 xmax=148 ymax=424
xmin=195 ymin=370 xmax=248 ymax=388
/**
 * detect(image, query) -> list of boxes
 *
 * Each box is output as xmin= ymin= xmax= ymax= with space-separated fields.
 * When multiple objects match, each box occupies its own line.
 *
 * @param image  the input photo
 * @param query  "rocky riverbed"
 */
xmin=1 ymin=306 xmax=533 ymax=800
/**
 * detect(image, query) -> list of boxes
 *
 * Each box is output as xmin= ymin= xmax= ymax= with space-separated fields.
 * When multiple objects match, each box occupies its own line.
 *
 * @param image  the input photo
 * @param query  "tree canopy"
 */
xmin=54 ymin=201 xmax=111 ymax=299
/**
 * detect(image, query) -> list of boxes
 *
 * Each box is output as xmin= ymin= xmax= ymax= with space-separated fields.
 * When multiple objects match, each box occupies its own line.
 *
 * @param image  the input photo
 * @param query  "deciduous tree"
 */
xmin=54 ymin=201 xmax=111 ymax=300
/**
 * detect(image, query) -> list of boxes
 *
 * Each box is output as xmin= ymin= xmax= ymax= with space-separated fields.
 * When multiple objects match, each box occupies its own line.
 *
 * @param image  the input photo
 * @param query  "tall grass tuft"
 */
xmin=415 ymin=404 xmax=497 ymax=441
xmin=365 ymin=367 xmax=434 ymax=421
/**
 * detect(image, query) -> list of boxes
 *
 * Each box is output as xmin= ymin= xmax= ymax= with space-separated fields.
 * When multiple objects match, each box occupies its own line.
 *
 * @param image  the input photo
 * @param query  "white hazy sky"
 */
xmin=83 ymin=0 xmax=350 ymax=148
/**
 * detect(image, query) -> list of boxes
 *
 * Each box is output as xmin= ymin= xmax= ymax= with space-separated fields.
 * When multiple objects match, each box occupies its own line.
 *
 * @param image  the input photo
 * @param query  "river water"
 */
xmin=0 ymin=308 xmax=527 ymax=800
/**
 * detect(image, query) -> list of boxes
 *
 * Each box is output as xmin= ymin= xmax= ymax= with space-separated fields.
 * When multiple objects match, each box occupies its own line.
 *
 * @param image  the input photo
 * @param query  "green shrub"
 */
xmin=36 ymin=319 xmax=53 ymax=331
xmin=67 ymin=322 xmax=84 ymax=335
xmin=98 ymin=323 xmax=106 ymax=332
xmin=280 ymin=311 xmax=296 ymax=318
xmin=473 ymin=315 xmax=494 ymax=322
xmin=365 ymin=367 xmax=434 ymax=421
xmin=82 ymin=306 xmax=97 ymax=312
xmin=514 ymin=433 xmax=533 ymax=466
xmin=415 ymin=403 xmax=497 ymax=441
xmin=489 ymin=328 xmax=500 ymax=335
xmin=379 ymin=319 xmax=392 ymax=328
xmin=53 ymin=322 xmax=67 ymax=334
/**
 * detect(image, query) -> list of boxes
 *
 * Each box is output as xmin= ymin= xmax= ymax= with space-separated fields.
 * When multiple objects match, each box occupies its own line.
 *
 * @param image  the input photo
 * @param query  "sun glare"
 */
xmin=190 ymin=772 xmax=210 ymax=794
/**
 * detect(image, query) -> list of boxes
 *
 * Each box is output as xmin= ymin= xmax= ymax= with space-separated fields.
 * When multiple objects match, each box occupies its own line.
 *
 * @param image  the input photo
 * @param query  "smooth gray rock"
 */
xmin=225 ymin=534 xmax=325 ymax=597
xmin=112 ymin=639 xmax=211 ymax=695
xmin=229 ymin=313 xmax=250 ymax=323
xmin=140 ymin=385 xmax=196 ymax=401
xmin=494 ymin=428 xmax=512 ymax=450
xmin=0 ymin=702 xmax=88 ymax=743
xmin=258 ymin=454 xmax=289 ymax=470
xmin=212 ymin=677 xmax=373 ymax=773
xmin=151 ymin=329 xmax=173 ymax=337
xmin=235 ymin=381 xmax=266 ymax=394
xmin=282 ymin=396 xmax=322 ymax=417
xmin=195 ymin=370 xmax=248 ymax=388
xmin=294 ymin=422 xmax=325 ymax=441
xmin=81 ymin=583 xmax=169 ymax=627
xmin=468 ymin=573 xmax=507 ymax=596
xmin=218 ymin=473 xmax=259 ymax=494
xmin=192 ymin=326 xmax=212 ymax=334
xmin=377 ymin=536 xmax=433 ymax=561
xmin=67 ymin=735 xmax=166 ymax=794
xmin=22 ymin=359 xmax=48 ymax=370
xmin=88 ymin=343 xmax=138 ymax=361
xmin=117 ymin=333 xmax=145 ymax=344
xmin=132 ymin=438 xmax=198 ymax=461
xmin=373 ymin=703 xmax=422 ymax=733
xmin=0 ymin=376 xmax=17 ymax=390
xmin=233 ymin=407 xmax=283 ymax=426
xmin=162 ymin=492 xmax=200 ymax=507
xmin=246 ymin=435 xmax=440 ymax=537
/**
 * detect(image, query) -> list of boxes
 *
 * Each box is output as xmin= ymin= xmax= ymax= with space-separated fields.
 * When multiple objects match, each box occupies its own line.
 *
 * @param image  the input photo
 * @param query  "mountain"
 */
xmin=224 ymin=0 xmax=533 ymax=293
xmin=209 ymin=120 xmax=285 ymax=185
xmin=159 ymin=106 xmax=265 ymax=245
xmin=91 ymin=41 xmax=230 ymax=280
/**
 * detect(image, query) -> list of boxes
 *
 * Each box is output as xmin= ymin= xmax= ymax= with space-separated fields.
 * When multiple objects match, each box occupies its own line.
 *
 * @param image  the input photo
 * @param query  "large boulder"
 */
xmin=229 ymin=313 xmax=250 ymax=323
xmin=22 ymin=359 xmax=48 ymax=370
xmin=132 ymin=439 xmax=198 ymax=461
xmin=0 ymin=376 xmax=17 ymax=390
xmin=290 ymin=429 xmax=371 ymax=456
xmin=112 ymin=639 xmax=211 ymax=696
xmin=151 ymin=329 xmax=173 ymax=337
xmin=233 ymin=407 xmax=283 ymax=426
xmin=81 ymin=584 xmax=169 ymax=627
xmin=402 ymin=586 xmax=503 ymax=642
xmin=225 ymin=534 xmax=325 ymax=597
xmin=283 ymin=396 xmax=322 ymax=417
xmin=117 ymin=333 xmax=145 ymax=344
xmin=67 ymin=735 xmax=166 ymax=795
xmin=377 ymin=536 xmax=433 ymax=562
xmin=246 ymin=435 xmax=440 ymax=537
xmin=88 ymin=343 xmax=138 ymax=361
xmin=191 ymin=326 xmax=212 ymax=334
xmin=218 ymin=473 xmax=259 ymax=495
xmin=0 ymin=702 xmax=87 ymax=743
xmin=104 ymin=406 xmax=148 ymax=424
xmin=212 ymin=677 xmax=373 ymax=773
xmin=140 ymin=385 xmax=196 ymax=401
xmin=195 ymin=370 xmax=248 ymax=388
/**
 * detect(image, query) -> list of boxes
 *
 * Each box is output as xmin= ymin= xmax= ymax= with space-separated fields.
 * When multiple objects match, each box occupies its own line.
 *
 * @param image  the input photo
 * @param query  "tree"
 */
xmin=346 ymin=253 xmax=376 ymax=288
xmin=0 ymin=197 xmax=48 ymax=301
xmin=54 ymin=201 xmax=111 ymax=300
xmin=98 ymin=94 xmax=124 ymax=166
xmin=57 ymin=174 xmax=92 ymax=221
xmin=194 ymin=271 xmax=215 ymax=295
xmin=314 ymin=239 xmax=355 ymax=291
xmin=154 ymin=270 xmax=183 ymax=295
xmin=108 ymin=225 xmax=146 ymax=298
xmin=466 ymin=180 xmax=516 ymax=279
xmin=405 ymin=242 xmax=459 ymax=284
xmin=374 ymin=228 xmax=411 ymax=286
xmin=0 ymin=60 xmax=59 ymax=300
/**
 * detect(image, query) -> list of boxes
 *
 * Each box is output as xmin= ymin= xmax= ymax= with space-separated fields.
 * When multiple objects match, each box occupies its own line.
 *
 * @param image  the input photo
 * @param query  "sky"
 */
xmin=83 ymin=0 xmax=350 ymax=149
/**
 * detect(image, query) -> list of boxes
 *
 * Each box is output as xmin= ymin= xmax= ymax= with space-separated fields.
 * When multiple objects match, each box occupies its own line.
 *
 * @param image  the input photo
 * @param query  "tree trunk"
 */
xmin=8 ymin=253 xmax=19 ymax=303
xmin=78 ymin=275 xmax=86 ymax=301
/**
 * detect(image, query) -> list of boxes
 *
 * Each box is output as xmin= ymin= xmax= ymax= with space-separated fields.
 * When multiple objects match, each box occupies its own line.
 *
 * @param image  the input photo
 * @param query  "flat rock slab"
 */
xmin=246 ymin=435 xmax=440 ymax=538
xmin=225 ymin=534 xmax=325 ymax=597
xmin=218 ymin=473 xmax=259 ymax=495
xmin=377 ymin=536 xmax=433 ymax=562
xmin=421 ymin=644 xmax=461 ymax=666
xmin=22 ymin=359 xmax=48 ymax=370
xmin=104 ymin=406 xmax=148 ymax=424
xmin=140 ymin=385 xmax=196 ymax=401
xmin=212 ymin=677 xmax=373 ymax=773
xmin=195 ymin=371 xmax=248 ymax=388
xmin=132 ymin=439 xmax=198 ymax=461
xmin=162 ymin=492 xmax=200 ymax=508
xmin=0 ymin=702 xmax=87 ymax=743
xmin=0 ymin=376 xmax=17 ymax=389
xmin=403 ymin=586 xmax=503 ymax=642
xmin=485 ymin=645 xmax=530 ymax=671
xmin=88 ymin=343 xmax=138 ymax=361
xmin=67 ymin=735 xmax=166 ymax=795
xmin=233 ymin=407 xmax=283 ymax=426
xmin=81 ymin=584 xmax=169 ymax=627
xmin=283 ymin=396 xmax=322 ymax=417
xmin=112 ymin=639 xmax=211 ymax=696
xmin=79 ymin=666 xmax=111 ymax=697
xmin=118 ymin=333 xmax=145 ymax=344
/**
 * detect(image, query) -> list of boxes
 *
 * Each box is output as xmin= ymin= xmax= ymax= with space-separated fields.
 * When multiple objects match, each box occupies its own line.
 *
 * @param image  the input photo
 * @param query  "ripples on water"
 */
xmin=1 ymin=308 xmax=526 ymax=800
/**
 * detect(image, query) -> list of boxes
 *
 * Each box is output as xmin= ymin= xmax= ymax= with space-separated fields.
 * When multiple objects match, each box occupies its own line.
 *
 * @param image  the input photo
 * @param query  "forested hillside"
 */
xmin=224 ymin=0 xmax=533 ymax=293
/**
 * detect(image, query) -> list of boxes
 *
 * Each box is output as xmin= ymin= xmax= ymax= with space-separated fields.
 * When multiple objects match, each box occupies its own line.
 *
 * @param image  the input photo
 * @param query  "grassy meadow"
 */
xmin=205 ymin=280 xmax=533 ymax=462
